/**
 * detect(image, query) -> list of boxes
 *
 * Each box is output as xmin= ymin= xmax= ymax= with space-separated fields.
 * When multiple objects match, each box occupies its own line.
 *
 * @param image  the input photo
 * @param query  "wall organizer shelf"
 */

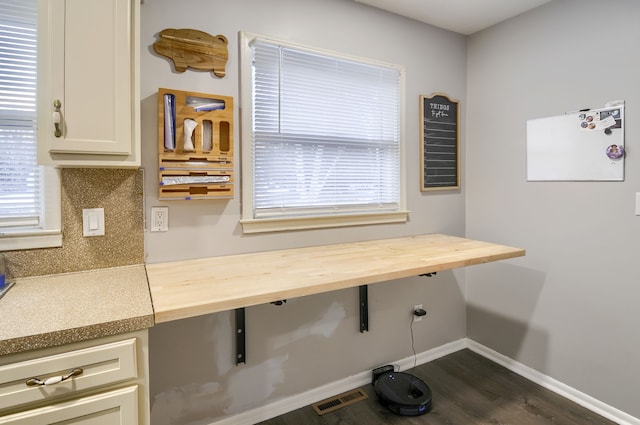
xmin=157 ymin=88 xmax=234 ymax=200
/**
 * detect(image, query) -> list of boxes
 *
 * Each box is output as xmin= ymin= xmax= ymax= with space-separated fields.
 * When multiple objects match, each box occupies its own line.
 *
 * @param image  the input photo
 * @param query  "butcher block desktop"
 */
xmin=146 ymin=234 xmax=525 ymax=323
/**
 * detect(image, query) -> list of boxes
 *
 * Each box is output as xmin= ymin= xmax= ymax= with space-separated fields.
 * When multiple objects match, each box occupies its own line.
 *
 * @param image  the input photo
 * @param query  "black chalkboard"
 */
xmin=420 ymin=94 xmax=459 ymax=191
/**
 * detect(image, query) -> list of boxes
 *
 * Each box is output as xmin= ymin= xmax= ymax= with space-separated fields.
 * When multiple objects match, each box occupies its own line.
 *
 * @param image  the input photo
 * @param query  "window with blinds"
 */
xmin=240 ymin=33 xmax=407 ymax=233
xmin=0 ymin=0 xmax=61 ymax=249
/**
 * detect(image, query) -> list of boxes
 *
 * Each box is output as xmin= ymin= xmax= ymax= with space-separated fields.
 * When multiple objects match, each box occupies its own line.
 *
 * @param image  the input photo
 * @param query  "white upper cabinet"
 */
xmin=37 ymin=0 xmax=140 ymax=167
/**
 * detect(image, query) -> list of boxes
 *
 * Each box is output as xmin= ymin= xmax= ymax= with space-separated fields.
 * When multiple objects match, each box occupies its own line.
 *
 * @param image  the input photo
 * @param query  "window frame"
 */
xmin=239 ymin=31 xmax=408 ymax=234
xmin=0 ymin=167 xmax=61 ymax=251
xmin=0 ymin=0 xmax=62 ymax=251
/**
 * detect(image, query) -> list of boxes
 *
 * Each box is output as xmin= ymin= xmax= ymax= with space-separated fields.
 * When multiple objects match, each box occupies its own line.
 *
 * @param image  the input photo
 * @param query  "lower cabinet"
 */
xmin=0 ymin=330 xmax=149 ymax=425
xmin=0 ymin=386 xmax=138 ymax=424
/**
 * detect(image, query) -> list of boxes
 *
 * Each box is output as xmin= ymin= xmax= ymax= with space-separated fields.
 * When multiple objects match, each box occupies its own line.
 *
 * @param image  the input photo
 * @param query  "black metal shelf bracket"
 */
xmin=235 ymin=308 xmax=246 ymax=365
xmin=359 ymin=285 xmax=368 ymax=333
xmin=236 ymin=289 xmax=370 ymax=364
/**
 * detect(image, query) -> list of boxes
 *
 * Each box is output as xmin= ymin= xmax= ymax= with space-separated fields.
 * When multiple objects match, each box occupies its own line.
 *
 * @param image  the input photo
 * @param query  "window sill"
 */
xmin=0 ymin=231 xmax=62 ymax=251
xmin=240 ymin=210 xmax=410 ymax=234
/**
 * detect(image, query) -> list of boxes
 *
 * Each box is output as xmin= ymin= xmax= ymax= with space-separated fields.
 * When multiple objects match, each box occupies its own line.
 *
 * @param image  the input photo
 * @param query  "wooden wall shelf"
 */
xmin=146 ymin=233 xmax=525 ymax=364
xmin=146 ymin=234 xmax=525 ymax=323
xmin=157 ymin=88 xmax=234 ymax=200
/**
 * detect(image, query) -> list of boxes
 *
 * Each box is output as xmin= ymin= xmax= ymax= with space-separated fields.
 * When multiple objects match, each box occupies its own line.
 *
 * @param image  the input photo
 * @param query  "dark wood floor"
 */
xmin=258 ymin=349 xmax=616 ymax=425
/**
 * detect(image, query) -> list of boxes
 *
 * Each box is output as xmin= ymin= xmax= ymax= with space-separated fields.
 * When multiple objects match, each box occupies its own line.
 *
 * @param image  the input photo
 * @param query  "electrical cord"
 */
xmin=409 ymin=306 xmax=426 ymax=378
xmin=410 ymin=317 xmax=418 ymax=374
xmin=408 ymin=316 xmax=419 ymax=397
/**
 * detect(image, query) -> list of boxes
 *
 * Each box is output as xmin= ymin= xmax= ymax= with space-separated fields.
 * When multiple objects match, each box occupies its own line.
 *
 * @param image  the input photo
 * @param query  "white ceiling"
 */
xmin=353 ymin=0 xmax=553 ymax=35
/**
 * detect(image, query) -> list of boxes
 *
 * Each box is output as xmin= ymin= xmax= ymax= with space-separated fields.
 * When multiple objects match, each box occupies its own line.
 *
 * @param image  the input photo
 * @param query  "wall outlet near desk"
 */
xmin=151 ymin=206 xmax=169 ymax=232
xmin=413 ymin=304 xmax=427 ymax=322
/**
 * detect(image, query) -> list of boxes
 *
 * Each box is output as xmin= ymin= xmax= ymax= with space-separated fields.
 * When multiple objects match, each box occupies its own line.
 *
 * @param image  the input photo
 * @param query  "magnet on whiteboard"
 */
xmin=606 ymin=144 xmax=624 ymax=159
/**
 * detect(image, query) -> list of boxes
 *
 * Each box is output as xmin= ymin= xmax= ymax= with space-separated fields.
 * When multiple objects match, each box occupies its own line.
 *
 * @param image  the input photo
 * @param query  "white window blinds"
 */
xmin=0 ymin=0 xmax=40 ymax=229
xmin=250 ymin=38 xmax=402 ymax=220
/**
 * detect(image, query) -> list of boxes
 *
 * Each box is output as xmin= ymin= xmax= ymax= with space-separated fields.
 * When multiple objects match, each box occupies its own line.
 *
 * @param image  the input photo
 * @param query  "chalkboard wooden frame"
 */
xmin=420 ymin=93 xmax=460 ymax=191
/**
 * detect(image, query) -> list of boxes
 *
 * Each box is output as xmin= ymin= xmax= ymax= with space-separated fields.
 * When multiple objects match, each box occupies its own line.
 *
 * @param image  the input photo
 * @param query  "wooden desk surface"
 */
xmin=146 ymin=234 xmax=525 ymax=323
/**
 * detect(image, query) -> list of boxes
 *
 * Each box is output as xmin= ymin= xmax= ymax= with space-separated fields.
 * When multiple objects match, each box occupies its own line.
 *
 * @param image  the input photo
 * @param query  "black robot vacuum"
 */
xmin=373 ymin=371 xmax=432 ymax=416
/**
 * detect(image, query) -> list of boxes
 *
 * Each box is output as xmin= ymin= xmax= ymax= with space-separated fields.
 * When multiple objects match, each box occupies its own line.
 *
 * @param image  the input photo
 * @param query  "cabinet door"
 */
xmin=0 ymin=386 xmax=138 ymax=425
xmin=38 ymin=0 xmax=140 ymax=166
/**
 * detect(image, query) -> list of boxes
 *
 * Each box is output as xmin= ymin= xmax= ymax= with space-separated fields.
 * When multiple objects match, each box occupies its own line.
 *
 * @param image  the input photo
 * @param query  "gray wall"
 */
xmin=141 ymin=0 xmax=468 ymax=423
xmin=466 ymin=0 xmax=640 ymax=419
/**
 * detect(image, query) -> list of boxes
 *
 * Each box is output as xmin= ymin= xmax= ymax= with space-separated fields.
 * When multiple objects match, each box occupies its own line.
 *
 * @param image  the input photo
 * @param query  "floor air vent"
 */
xmin=312 ymin=388 xmax=368 ymax=416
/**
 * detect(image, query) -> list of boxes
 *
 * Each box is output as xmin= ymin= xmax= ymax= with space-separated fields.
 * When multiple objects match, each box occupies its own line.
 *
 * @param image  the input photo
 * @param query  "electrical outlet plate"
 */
xmin=413 ymin=304 xmax=423 ymax=322
xmin=151 ymin=206 xmax=169 ymax=232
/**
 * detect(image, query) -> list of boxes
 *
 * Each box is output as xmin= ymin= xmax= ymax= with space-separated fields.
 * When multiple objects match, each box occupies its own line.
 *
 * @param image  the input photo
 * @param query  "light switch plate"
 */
xmin=636 ymin=193 xmax=640 ymax=216
xmin=83 ymin=208 xmax=105 ymax=237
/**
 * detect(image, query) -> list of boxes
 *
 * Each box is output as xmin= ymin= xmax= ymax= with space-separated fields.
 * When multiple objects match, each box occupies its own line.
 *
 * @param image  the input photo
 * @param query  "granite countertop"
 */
xmin=0 ymin=265 xmax=154 ymax=356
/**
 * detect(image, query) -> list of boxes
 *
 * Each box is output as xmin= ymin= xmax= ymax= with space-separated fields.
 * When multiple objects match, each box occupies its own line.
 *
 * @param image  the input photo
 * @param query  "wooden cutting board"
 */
xmin=154 ymin=28 xmax=228 ymax=78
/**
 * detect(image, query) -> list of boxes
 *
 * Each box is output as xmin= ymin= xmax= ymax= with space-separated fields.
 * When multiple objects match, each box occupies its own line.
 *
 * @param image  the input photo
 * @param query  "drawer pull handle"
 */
xmin=26 ymin=368 xmax=83 ymax=387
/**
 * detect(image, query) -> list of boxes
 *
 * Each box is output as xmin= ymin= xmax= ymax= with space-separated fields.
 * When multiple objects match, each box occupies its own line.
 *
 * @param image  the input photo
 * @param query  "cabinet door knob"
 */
xmin=26 ymin=367 xmax=83 ymax=387
xmin=52 ymin=99 xmax=62 ymax=138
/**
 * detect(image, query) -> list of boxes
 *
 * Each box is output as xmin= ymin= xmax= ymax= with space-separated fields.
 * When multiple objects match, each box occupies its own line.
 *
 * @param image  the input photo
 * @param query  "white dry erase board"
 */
xmin=526 ymin=102 xmax=625 ymax=181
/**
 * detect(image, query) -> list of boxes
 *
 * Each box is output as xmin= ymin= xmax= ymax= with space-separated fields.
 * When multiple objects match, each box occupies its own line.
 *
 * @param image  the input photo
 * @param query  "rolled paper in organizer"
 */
xmin=163 ymin=93 xmax=176 ymax=150
xmin=183 ymin=118 xmax=197 ymax=152
xmin=202 ymin=120 xmax=213 ymax=151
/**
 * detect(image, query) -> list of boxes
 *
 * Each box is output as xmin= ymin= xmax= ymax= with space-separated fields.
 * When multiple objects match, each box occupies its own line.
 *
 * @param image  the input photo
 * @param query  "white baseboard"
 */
xmin=211 ymin=338 xmax=639 ymax=425
xmin=466 ymin=339 xmax=640 ymax=425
